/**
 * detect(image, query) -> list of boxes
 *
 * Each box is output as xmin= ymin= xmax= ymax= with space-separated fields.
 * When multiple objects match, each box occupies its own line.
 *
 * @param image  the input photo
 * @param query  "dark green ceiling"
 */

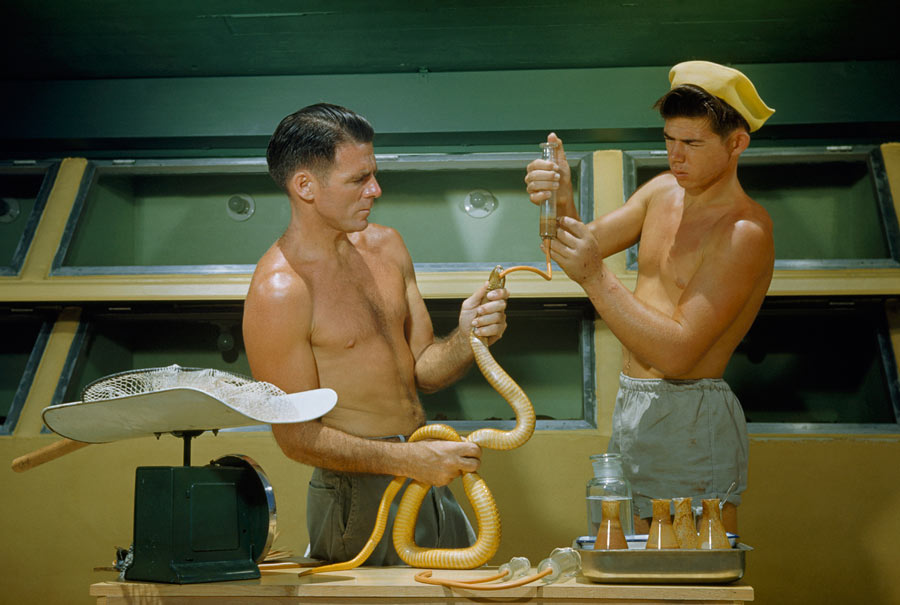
xmin=2 ymin=1 xmax=897 ymax=81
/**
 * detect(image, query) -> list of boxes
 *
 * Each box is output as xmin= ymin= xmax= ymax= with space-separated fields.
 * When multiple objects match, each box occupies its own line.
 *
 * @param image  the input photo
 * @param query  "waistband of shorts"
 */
xmin=619 ymin=372 xmax=733 ymax=394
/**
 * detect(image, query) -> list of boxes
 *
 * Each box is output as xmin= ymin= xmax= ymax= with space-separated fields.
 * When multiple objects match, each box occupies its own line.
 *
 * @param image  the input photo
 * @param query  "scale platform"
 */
xmin=37 ymin=369 xmax=337 ymax=584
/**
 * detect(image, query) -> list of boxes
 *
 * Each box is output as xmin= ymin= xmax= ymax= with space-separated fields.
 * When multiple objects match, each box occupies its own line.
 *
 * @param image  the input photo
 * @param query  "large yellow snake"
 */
xmin=302 ymin=252 xmax=552 ymax=575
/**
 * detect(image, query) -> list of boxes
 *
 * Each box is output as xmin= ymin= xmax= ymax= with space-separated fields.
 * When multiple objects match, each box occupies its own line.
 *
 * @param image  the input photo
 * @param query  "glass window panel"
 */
xmin=0 ymin=163 xmax=58 ymax=275
xmin=372 ymin=155 xmax=585 ymax=268
xmin=59 ymin=305 xmax=250 ymax=403
xmin=55 ymin=154 xmax=591 ymax=274
xmin=57 ymin=163 xmax=287 ymax=271
xmin=420 ymin=300 xmax=593 ymax=425
xmin=741 ymin=162 xmax=886 ymax=260
xmin=625 ymin=147 xmax=898 ymax=268
xmin=1 ymin=310 xmax=52 ymax=434
xmin=725 ymin=297 xmax=899 ymax=427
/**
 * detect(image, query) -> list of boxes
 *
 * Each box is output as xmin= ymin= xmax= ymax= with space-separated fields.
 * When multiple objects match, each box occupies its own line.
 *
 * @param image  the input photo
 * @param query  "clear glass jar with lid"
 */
xmin=586 ymin=453 xmax=634 ymax=537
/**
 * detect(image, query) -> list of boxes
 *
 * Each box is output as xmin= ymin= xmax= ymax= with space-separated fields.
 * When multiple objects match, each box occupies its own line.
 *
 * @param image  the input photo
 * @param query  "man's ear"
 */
xmin=291 ymin=170 xmax=316 ymax=202
xmin=729 ymin=130 xmax=750 ymax=157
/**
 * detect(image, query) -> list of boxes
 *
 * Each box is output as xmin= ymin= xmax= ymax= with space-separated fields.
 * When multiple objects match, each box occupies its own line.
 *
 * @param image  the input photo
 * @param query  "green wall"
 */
xmin=2 ymin=61 xmax=898 ymax=156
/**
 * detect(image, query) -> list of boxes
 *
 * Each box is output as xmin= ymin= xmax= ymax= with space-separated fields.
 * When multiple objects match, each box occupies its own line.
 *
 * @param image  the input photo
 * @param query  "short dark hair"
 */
xmin=266 ymin=103 xmax=375 ymax=191
xmin=653 ymin=84 xmax=750 ymax=138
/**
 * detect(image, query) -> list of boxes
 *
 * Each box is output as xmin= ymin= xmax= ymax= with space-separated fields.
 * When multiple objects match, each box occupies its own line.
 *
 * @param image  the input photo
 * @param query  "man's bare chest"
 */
xmin=305 ymin=261 xmax=410 ymax=351
xmin=637 ymin=209 xmax=715 ymax=291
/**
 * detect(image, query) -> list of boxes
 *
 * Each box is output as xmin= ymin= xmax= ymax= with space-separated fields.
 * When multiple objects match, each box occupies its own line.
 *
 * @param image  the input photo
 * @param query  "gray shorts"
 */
xmin=306 ymin=467 xmax=475 ymax=566
xmin=607 ymin=374 xmax=749 ymax=520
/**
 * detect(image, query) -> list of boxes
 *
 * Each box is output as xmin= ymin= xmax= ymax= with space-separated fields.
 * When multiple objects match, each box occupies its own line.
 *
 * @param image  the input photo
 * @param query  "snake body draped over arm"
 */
xmin=301 ymin=259 xmax=551 ymax=575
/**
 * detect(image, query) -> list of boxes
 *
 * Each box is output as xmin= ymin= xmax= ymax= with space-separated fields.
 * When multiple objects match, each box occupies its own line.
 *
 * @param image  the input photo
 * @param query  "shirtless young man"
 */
xmin=525 ymin=61 xmax=776 ymax=533
xmin=243 ymin=103 xmax=510 ymax=565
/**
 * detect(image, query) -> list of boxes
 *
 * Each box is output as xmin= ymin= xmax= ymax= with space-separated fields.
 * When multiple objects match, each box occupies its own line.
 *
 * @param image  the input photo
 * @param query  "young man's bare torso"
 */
xmin=621 ymin=172 xmax=773 ymax=379
xmin=539 ymin=118 xmax=773 ymax=381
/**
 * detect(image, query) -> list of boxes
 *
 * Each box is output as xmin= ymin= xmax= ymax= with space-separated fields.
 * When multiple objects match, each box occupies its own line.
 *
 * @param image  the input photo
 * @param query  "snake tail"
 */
xmin=299 ymin=476 xmax=405 ymax=576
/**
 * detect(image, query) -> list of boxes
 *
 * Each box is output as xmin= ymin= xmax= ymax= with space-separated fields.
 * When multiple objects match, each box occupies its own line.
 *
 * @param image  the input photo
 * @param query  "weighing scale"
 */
xmin=39 ymin=366 xmax=337 ymax=584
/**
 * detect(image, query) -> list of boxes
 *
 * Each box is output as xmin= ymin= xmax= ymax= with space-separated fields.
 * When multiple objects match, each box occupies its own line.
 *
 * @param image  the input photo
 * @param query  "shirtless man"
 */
xmin=243 ymin=103 xmax=509 ymax=565
xmin=525 ymin=61 xmax=776 ymax=533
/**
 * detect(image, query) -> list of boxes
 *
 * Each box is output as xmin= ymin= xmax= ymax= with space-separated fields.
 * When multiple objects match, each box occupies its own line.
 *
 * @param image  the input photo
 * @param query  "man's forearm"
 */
xmin=414 ymin=327 xmax=474 ymax=393
xmin=272 ymin=418 xmax=481 ymax=486
xmin=272 ymin=420 xmax=411 ymax=477
xmin=580 ymin=266 xmax=699 ymax=376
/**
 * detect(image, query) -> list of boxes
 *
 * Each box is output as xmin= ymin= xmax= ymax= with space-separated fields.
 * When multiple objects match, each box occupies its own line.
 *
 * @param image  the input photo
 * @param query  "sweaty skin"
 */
xmin=244 ymin=141 xmax=510 ymax=487
xmin=524 ymin=123 xmax=774 ymax=532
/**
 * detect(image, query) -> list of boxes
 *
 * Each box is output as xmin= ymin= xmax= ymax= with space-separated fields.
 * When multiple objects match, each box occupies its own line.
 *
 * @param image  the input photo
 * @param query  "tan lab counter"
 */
xmin=90 ymin=567 xmax=754 ymax=604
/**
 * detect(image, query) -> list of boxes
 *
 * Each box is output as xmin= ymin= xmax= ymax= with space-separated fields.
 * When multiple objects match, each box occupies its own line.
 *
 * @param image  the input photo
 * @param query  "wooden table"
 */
xmin=91 ymin=567 xmax=754 ymax=604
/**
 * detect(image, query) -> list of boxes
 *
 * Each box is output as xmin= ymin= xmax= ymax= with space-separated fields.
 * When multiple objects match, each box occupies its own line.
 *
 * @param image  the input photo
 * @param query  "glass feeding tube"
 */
xmin=539 ymin=141 xmax=559 ymax=240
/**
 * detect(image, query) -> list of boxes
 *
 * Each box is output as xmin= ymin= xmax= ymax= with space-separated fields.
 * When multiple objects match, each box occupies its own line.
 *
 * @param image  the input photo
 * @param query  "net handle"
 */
xmin=11 ymin=438 xmax=91 ymax=473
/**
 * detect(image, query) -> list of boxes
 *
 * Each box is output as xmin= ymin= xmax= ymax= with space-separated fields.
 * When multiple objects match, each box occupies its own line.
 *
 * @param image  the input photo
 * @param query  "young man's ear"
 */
xmin=291 ymin=170 xmax=316 ymax=202
xmin=728 ymin=130 xmax=751 ymax=157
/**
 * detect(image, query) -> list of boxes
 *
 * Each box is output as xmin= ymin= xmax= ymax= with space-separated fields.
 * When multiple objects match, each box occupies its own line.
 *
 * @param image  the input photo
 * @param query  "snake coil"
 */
xmin=303 ymin=262 xmax=548 ymax=575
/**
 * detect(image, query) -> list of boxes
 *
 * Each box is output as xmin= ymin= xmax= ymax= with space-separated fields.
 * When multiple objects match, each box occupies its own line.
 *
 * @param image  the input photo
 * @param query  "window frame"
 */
xmin=622 ymin=145 xmax=900 ymax=271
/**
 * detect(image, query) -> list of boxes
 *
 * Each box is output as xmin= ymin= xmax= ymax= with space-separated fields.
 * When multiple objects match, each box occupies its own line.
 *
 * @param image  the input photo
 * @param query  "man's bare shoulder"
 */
xmin=643 ymin=171 xmax=681 ymax=195
xmin=351 ymin=223 xmax=415 ymax=272
xmin=242 ymin=243 xmax=314 ymax=382
xmin=630 ymin=172 xmax=682 ymax=210
xmin=728 ymin=194 xmax=773 ymax=238
xmin=353 ymin=222 xmax=407 ymax=252
xmin=712 ymin=196 xmax=775 ymax=265
xmin=246 ymin=243 xmax=311 ymax=312
xmin=740 ymin=195 xmax=773 ymax=230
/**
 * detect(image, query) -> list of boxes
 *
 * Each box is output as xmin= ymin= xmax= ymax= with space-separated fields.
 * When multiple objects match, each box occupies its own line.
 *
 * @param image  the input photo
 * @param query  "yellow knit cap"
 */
xmin=668 ymin=60 xmax=775 ymax=132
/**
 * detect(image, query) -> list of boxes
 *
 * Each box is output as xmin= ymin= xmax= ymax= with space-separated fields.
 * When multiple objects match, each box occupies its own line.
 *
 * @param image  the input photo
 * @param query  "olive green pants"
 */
xmin=307 ymin=467 xmax=475 ymax=566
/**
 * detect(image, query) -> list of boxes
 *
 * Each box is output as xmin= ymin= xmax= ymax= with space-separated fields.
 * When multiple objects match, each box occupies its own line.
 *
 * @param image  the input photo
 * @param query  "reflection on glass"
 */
xmin=0 ymin=198 xmax=21 ymax=223
xmin=226 ymin=193 xmax=255 ymax=221
xmin=462 ymin=189 xmax=498 ymax=218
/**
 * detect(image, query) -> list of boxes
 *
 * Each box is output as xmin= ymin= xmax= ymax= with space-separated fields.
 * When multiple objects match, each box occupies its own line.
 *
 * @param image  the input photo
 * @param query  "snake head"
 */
xmin=487 ymin=265 xmax=506 ymax=291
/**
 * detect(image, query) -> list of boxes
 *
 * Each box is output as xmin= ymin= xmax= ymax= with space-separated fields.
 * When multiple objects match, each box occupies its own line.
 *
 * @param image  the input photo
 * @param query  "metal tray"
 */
xmin=575 ymin=542 xmax=751 ymax=584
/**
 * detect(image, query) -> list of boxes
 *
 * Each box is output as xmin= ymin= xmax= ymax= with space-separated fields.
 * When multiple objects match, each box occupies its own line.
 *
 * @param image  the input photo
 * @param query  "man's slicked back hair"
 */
xmin=267 ymin=103 xmax=375 ymax=191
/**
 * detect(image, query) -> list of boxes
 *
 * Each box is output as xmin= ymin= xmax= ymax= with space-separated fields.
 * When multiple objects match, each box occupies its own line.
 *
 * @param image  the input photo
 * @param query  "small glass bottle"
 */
xmin=585 ymin=453 xmax=634 ymax=538
xmin=539 ymin=141 xmax=558 ymax=240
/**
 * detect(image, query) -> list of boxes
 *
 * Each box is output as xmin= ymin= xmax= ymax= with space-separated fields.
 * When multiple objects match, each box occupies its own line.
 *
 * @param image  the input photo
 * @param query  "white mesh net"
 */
xmin=81 ymin=364 xmax=286 ymax=410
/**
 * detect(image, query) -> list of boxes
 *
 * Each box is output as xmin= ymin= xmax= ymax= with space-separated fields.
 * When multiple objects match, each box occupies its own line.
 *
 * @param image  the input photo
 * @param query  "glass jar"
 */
xmin=585 ymin=453 xmax=634 ymax=537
